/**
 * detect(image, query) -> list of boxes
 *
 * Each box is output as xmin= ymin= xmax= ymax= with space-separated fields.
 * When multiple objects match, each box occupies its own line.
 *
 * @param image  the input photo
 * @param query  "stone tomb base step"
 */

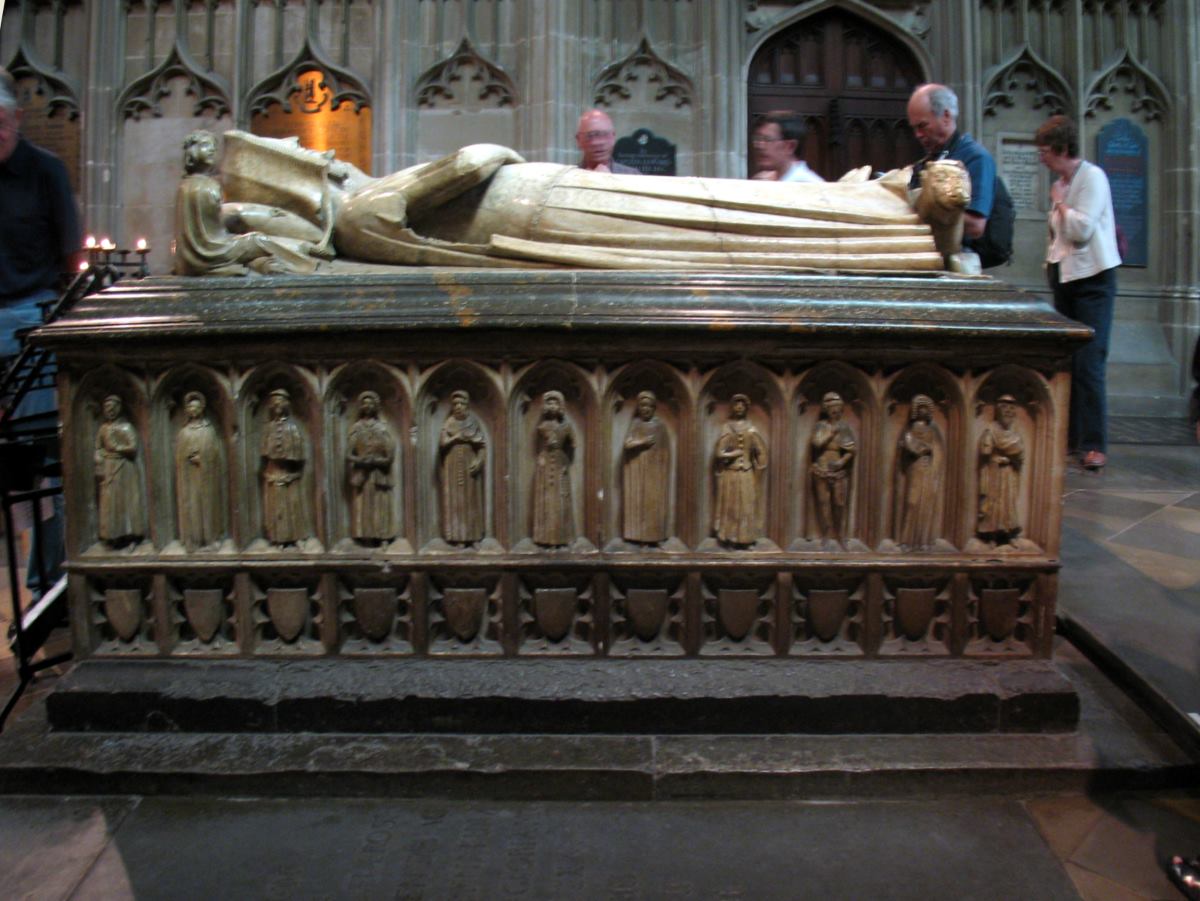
xmin=46 ymin=658 xmax=1078 ymax=735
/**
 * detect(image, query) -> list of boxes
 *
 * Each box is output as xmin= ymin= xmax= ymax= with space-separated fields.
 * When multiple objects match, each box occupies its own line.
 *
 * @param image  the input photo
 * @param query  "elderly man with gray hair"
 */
xmin=907 ymin=83 xmax=1012 ymax=269
xmin=0 ymin=67 xmax=81 ymax=360
xmin=1 ymin=66 xmax=81 ymax=595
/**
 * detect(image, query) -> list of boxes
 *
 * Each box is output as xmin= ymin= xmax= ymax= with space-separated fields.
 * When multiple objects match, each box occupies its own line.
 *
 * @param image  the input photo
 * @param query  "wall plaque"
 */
xmin=614 ymin=128 xmax=676 ymax=176
xmin=250 ymin=69 xmax=372 ymax=175
xmin=998 ymin=137 xmax=1042 ymax=220
xmin=1096 ymin=118 xmax=1148 ymax=268
xmin=15 ymin=76 xmax=82 ymax=194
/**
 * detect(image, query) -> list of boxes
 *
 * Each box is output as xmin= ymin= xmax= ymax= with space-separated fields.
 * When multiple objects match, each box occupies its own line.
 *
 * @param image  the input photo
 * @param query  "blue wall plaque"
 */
xmin=1096 ymin=118 xmax=1148 ymax=267
xmin=614 ymin=128 xmax=677 ymax=176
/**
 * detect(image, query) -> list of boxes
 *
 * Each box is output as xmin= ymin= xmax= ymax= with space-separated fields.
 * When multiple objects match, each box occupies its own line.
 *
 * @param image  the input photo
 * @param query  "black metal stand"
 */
xmin=1 ymin=252 xmax=148 ymax=731
xmin=1 ymin=484 xmax=70 ymax=730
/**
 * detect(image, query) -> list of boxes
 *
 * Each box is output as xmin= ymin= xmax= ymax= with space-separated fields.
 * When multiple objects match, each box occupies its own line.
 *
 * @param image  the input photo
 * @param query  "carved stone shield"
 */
xmin=625 ymin=589 xmax=668 ymax=642
xmin=807 ymin=589 xmax=850 ymax=643
xmin=895 ymin=587 xmax=937 ymax=641
xmin=183 ymin=589 xmax=225 ymax=643
xmin=717 ymin=588 xmax=760 ymax=641
xmin=353 ymin=588 xmax=397 ymax=642
xmin=104 ymin=588 xmax=142 ymax=642
xmin=979 ymin=588 xmax=1019 ymax=642
xmin=534 ymin=588 xmax=577 ymax=642
xmin=267 ymin=587 xmax=309 ymax=643
xmin=442 ymin=587 xmax=487 ymax=642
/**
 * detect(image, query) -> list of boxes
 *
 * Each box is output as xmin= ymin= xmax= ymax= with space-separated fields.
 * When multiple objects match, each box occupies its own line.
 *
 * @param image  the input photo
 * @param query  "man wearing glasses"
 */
xmin=750 ymin=114 xmax=824 ymax=183
xmin=575 ymin=109 xmax=640 ymax=174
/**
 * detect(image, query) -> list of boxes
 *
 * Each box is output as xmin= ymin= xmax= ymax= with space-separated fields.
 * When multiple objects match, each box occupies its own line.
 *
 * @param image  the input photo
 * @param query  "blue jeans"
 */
xmin=1050 ymin=264 xmax=1116 ymax=454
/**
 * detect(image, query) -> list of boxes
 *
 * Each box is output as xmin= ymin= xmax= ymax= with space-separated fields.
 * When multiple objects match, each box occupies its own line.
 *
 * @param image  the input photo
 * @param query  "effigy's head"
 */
xmin=183 ymin=130 xmax=218 ymax=175
xmin=920 ymin=159 xmax=969 ymax=211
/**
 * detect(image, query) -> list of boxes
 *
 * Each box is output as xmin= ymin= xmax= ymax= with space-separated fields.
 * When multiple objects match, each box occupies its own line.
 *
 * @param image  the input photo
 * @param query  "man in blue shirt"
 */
xmin=1 ymin=66 xmax=81 ymax=596
xmin=906 ymin=83 xmax=996 ymax=260
xmin=0 ymin=67 xmax=81 ymax=359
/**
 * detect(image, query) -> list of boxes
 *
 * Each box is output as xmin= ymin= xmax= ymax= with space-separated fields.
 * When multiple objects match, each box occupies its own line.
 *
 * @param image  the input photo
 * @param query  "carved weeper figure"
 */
xmin=977 ymin=394 xmax=1024 ymax=545
xmin=173 ymin=130 xmax=320 ymax=276
xmin=346 ymin=390 xmax=396 ymax=545
xmin=532 ymin=391 xmax=575 ymax=546
xmin=260 ymin=389 xmax=309 ymax=545
xmin=810 ymin=392 xmax=857 ymax=543
xmin=622 ymin=390 xmax=670 ymax=544
xmin=175 ymin=391 xmax=223 ymax=550
xmin=713 ymin=394 xmax=767 ymax=546
xmin=94 ymin=395 xmax=145 ymax=546
xmin=439 ymin=390 xmax=486 ymax=544
xmin=896 ymin=394 xmax=943 ymax=549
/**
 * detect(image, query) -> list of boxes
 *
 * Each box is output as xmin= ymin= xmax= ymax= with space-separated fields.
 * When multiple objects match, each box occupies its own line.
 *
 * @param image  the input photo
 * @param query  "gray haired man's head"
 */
xmin=924 ymin=85 xmax=959 ymax=119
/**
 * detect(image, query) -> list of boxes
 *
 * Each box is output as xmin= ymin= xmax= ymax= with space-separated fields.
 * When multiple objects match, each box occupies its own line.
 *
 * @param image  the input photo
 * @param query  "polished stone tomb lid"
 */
xmin=33 ymin=270 xmax=1091 ymax=358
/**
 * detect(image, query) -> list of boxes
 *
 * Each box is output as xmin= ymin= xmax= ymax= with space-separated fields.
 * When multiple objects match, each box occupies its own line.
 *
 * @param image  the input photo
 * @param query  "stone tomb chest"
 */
xmin=34 ymin=270 xmax=1089 ymax=737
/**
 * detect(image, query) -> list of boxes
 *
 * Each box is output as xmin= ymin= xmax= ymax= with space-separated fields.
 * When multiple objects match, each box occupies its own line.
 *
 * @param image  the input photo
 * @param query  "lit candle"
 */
xmin=100 ymin=237 xmax=115 ymax=251
xmin=79 ymin=260 xmax=90 ymax=271
xmin=84 ymin=235 xmax=97 ymax=249
xmin=135 ymin=238 xmax=148 ymax=252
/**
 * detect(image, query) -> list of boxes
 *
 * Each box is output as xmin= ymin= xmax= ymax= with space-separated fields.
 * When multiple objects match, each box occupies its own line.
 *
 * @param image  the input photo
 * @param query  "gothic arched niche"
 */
xmin=747 ymin=7 xmax=924 ymax=179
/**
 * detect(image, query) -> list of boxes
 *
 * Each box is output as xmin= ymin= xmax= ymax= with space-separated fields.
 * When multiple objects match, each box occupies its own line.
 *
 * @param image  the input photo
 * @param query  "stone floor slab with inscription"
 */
xmin=2 ymin=795 xmax=1082 ymax=901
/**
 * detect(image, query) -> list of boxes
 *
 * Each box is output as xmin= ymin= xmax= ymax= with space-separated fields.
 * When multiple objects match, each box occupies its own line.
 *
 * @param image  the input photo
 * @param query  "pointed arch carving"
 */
xmin=745 ymin=0 xmax=934 ymax=85
xmin=118 ymin=43 xmax=231 ymax=121
xmin=982 ymin=44 xmax=1072 ymax=118
xmin=1084 ymin=50 xmax=1168 ymax=122
xmin=246 ymin=36 xmax=371 ymax=119
xmin=6 ymin=44 xmax=80 ymax=120
xmin=593 ymin=36 xmax=694 ymax=109
xmin=414 ymin=37 xmax=516 ymax=109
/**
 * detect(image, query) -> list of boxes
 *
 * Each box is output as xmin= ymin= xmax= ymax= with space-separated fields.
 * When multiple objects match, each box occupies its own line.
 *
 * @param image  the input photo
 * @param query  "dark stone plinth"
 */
xmin=47 ymin=658 xmax=1078 ymax=735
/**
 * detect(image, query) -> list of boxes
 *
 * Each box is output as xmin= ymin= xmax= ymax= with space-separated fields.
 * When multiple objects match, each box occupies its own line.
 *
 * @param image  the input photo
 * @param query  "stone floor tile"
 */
xmin=0 ymin=796 xmax=134 ymax=901
xmin=1064 ymin=491 xmax=1179 ymax=527
xmin=1173 ymin=492 xmax=1200 ymax=512
xmin=1025 ymin=794 xmax=1107 ymax=861
xmin=1103 ymin=542 xmax=1200 ymax=592
xmin=1108 ymin=516 xmax=1200 ymax=563
xmin=1063 ymin=862 xmax=1151 ymax=901
xmin=1152 ymin=505 xmax=1200 ymax=537
xmin=1066 ymin=799 xmax=1200 ymax=899
xmin=1152 ymin=796 xmax=1200 ymax=825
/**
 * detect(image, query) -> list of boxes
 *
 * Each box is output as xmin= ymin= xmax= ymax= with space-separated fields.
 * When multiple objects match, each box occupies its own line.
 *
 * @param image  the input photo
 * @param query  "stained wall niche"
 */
xmin=591 ymin=35 xmax=696 ymax=175
xmin=413 ymin=36 xmax=517 ymax=161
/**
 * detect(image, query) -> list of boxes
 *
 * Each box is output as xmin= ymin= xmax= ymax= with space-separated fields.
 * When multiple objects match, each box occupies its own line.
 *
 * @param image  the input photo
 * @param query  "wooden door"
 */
xmin=748 ymin=10 xmax=924 ymax=180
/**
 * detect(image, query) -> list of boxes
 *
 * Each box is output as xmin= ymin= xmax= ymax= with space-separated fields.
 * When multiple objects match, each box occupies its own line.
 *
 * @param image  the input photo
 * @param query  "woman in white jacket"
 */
xmin=1037 ymin=115 xmax=1121 ymax=471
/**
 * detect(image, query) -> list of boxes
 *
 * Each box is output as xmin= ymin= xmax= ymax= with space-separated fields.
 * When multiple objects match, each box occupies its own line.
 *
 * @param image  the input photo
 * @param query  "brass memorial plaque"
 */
xmin=15 ymin=76 xmax=82 ymax=194
xmin=250 ymin=69 xmax=372 ymax=175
